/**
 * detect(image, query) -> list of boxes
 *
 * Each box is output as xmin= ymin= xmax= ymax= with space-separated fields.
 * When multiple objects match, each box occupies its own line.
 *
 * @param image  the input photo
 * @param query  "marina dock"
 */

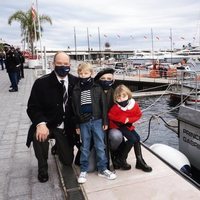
xmin=72 ymin=146 xmax=200 ymax=199
xmin=0 ymin=68 xmax=199 ymax=200
xmin=134 ymin=90 xmax=170 ymax=98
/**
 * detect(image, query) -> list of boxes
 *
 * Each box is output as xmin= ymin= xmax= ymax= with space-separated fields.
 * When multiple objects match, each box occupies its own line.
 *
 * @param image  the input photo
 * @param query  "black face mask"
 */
xmin=99 ymin=80 xmax=114 ymax=90
xmin=55 ymin=65 xmax=70 ymax=77
xmin=80 ymin=77 xmax=92 ymax=84
xmin=117 ymin=99 xmax=129 ymax=107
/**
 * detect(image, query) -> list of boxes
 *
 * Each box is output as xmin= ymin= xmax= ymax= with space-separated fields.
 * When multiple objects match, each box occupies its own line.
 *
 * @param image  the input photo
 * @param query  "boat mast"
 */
xmin=98 ymin=27 xmax=102 ymax=63
xmin=87 ymin=27 xmax=90 ymax=60
xmin=151 ymin=28 xmax=154 ymax=63
xmin=170 ymin=28 xmax=173 ymax=64
xmin=74 ymin=27 xmax=77 ymax=61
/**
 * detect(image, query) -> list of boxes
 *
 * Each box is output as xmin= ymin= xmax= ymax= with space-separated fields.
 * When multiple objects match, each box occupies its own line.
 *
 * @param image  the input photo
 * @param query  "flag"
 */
xmin=144 ymin=36 xmax=147 ymax=39
xmin=117 ymin=34 xmax=120 ymax=38
xmin=156 ymin=36 xmax=159 ymax=40
xmin=169 ymin=36 xmax=172 ymax=40
xmin=31 ymin=4 xmax=36 ymax=21
xmin=103 ymin=34 xmax=107 ymax=37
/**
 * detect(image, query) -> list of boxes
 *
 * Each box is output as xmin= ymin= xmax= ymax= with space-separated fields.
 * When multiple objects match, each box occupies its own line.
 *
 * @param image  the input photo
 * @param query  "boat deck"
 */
xmin=73 ymin=146 xmax=200 ymax=200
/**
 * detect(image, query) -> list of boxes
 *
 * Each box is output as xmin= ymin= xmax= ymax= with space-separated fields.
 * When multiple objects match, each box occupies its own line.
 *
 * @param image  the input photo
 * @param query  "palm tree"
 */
xmin=8 ymin=8 xmax=52 ymax=56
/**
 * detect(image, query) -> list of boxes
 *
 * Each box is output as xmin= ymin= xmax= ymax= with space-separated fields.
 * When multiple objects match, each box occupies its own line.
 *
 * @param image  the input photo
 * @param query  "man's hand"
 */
xmin=36 ymin=124 xmax=49 ymax=142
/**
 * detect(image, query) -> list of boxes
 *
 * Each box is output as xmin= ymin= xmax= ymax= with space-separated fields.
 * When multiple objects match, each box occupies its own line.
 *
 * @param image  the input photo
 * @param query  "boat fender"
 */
xmin=150 ymin=143 xmax=192 ymax=177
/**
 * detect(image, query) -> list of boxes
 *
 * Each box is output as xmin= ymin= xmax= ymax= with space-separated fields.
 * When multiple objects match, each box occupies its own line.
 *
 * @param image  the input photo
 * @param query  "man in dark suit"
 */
xmin=26 ymin=52 xmax=78 ymax=182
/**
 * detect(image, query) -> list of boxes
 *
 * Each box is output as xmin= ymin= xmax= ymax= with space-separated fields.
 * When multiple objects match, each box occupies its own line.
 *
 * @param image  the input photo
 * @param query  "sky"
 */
xmin=0 ymin=0 xmax=200 ymax=51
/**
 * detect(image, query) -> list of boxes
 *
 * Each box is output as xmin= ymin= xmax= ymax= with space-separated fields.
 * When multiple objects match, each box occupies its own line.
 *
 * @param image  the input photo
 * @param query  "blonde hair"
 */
xmin=113 ymin=84 xmax=133 ymax=102
xmin=77 ymin=62 xmax=93 ymax=74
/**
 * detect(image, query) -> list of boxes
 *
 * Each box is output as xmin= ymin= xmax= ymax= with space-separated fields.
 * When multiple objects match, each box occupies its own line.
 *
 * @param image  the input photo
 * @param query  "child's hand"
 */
xmin=76 ymin=128 xmax=80 ymax=135
xmin=103 ymin=125 xmax=108 ymax=130
xmin=125 ymin=118 xmax=129 ymax=124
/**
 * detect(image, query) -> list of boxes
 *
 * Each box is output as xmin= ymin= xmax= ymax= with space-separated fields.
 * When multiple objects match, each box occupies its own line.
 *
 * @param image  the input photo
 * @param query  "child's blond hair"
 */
xmin=77 ymin=62 xmax=93 ymax=74
xmin=113 ymin=84 xmax=133 ymax=103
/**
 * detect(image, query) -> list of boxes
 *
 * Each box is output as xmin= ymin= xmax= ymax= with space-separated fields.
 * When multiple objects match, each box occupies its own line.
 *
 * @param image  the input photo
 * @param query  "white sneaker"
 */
xmin=78 ymin=172 xmax=87 ymax=184
xmin=98 ymin=169 xmax=117 ymax=180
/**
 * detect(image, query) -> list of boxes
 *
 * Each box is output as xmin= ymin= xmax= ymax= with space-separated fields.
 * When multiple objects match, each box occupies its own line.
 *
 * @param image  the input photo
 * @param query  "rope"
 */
xmin=142 ymin=114 xmax=178 ymax=143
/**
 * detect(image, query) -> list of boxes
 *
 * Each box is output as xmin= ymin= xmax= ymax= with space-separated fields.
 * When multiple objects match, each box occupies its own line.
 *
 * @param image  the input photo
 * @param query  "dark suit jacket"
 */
xmin=26 ymin=71 xmax=78 ymax=147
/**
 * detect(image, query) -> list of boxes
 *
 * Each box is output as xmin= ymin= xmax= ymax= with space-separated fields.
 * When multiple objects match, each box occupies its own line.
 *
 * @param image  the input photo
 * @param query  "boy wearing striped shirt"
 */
xmin=72 ymin=62 xmax=117 ymax=184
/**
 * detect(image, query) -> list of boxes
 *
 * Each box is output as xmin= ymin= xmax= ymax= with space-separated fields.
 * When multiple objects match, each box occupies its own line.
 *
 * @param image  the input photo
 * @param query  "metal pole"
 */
xmin=87 ymin=27 xmax=90 ymax=60
xmin=74 ymin=27 xmax=77 ymax=61
xmin=35 ymin=0 xmax=44 ymax=69
xmin=43 ymin=46 xmax=47 ymax=71
xmin=170 ymin=28 xmax=173 ymax=64
xmin=33 ymin=17 xmax=38 ymax=59
xmin=151 ymin=28 xmax=154 ymax=63
xmin=98 ymin=27 xmax=101 ymax=63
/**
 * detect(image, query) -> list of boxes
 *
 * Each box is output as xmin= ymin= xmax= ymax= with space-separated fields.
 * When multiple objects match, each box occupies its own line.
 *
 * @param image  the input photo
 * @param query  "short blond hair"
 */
xmin=113 ymin=84 xmax=133 ymax=102
xmin=77 ymin=62 xmax=93 ymax=74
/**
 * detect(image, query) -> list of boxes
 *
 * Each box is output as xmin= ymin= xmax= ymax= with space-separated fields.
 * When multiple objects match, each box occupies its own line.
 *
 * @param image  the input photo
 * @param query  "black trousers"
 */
xmin=33 ymin=128 xmax=74 ymax=172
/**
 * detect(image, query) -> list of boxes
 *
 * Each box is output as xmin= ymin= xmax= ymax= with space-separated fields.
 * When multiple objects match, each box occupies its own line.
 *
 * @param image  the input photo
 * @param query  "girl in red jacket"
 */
xmin=108 ymin=84 xmax=152 ymax=172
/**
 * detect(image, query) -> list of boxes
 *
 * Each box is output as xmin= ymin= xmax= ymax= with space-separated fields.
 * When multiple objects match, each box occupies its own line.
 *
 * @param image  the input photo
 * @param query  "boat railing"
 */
xmin=167 ymin=70 xmax=200 ymax=109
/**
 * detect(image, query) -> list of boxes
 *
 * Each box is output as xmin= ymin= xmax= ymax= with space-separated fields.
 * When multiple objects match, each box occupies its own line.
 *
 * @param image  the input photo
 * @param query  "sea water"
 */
xmin=136 ymin=95 xmax=179 ymax=148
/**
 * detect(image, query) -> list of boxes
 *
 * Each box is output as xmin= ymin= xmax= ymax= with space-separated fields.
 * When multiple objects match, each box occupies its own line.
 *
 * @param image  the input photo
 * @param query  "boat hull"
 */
xmin=178 ymin=105 xmax=200 ymax=171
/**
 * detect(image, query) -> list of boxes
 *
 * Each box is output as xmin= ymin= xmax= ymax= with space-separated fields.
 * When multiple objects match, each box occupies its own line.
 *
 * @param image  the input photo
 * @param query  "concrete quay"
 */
xmin=0 ymin=69 xmax=65 ymax=200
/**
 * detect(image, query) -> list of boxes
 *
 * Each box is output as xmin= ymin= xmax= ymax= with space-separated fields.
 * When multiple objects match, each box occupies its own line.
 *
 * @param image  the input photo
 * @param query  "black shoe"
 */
xmin=113 ymin=158 xmax=131 ymax=170
xmin=9 ymin=88 xmax=18 ymax=92
xmin=136 ymin=160 xmax=152 ymax=172
xmin=38 ymin=170 xmax=49 ymax=183
xmin=113 ymin=160 xmax=121 ymax=169
xmin=51 ymin=144 xmax=57 ymax=155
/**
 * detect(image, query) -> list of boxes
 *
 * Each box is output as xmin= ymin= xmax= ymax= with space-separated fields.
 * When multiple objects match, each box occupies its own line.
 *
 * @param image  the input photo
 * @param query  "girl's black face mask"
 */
xmin=117 ymin=99 xmax=129 ymax=107
xmin=55 ymin=65 xmax=70 ymax=77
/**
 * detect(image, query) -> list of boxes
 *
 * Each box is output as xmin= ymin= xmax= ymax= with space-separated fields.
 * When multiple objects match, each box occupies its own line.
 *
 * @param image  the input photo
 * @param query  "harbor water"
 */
xmin=135 ymin=95 xmax=179 ymax=148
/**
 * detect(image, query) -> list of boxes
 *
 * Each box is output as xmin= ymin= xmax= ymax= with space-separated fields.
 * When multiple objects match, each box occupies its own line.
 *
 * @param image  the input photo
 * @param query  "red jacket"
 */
xmin=108 ymin=99 xmax=142 ymax=131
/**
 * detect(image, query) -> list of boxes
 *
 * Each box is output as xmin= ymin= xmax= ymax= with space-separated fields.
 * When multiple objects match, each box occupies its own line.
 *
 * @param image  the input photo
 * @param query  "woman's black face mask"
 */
xmin=99 ymin=80 xmax=114 ymax=90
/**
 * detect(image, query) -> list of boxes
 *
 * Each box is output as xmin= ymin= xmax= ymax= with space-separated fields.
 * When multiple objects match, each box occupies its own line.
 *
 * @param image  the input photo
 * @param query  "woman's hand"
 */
xmin=76 ymin=128 xmax=81 ymax=135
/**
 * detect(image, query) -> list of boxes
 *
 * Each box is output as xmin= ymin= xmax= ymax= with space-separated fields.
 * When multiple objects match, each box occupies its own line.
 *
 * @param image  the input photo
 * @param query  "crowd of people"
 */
xmin=26 ymin=51 xmax=152 ymax=184
xmin=0 ymin=45 xmax=25 ymax=92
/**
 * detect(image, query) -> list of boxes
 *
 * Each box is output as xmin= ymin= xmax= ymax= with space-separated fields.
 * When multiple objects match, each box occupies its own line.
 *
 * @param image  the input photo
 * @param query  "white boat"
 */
xmin=176 ymin=46 xmax=200 ymax=58
xmin=128 ymin=51 xmax=188 ymax=65
xmin=127 ymin=52 xmax=154 ymax=65
xmin=186 ymin=93 xmax=200 ymax=105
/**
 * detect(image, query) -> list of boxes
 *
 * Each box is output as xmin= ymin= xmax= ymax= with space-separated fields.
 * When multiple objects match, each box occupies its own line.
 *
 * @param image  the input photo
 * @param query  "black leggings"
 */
xmin=119 ymin=126 xmax=140 ymax=145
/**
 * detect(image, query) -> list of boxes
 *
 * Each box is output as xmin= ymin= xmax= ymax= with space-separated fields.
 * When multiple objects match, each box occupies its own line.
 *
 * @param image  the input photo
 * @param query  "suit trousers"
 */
xmin=33 ymin=128 xmax=74 ymax=172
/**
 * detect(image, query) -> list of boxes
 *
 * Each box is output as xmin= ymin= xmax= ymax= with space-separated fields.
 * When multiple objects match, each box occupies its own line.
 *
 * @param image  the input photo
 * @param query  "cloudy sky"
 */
xmin=0 ymin=0 xmax=200 ymax=51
